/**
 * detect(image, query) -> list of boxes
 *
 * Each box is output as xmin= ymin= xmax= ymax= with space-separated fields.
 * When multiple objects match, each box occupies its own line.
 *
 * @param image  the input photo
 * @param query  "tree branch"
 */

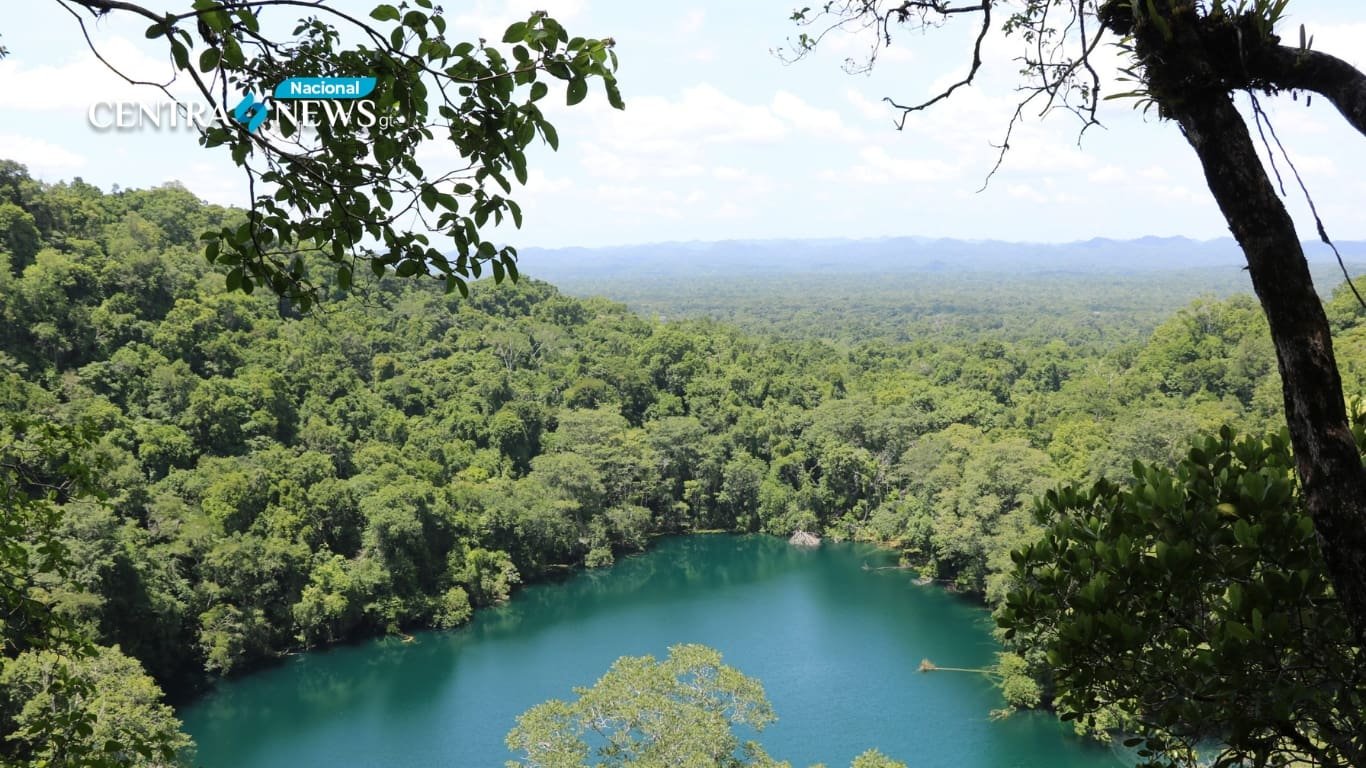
xmin=884 ymin=1 xmax=991 ymax=128
xmin=1251 ymin=45 xmax=1366 ymax=139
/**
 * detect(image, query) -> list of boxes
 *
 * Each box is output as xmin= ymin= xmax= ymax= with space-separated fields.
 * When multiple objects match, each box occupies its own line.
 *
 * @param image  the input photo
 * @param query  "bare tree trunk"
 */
xmin=1164 ymin=88 xmax=1366 ymax=643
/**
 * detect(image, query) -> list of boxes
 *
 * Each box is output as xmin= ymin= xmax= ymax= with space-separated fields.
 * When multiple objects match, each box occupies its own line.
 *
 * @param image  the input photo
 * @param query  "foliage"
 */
xmin=52 ymin=1 xmax=622 ymax=308
xmin=4 ymin=165 xmax=1366 ymax=762
xmin=0 ymin=646 xmax=192 ymax=767
xmin=999 ymin=424 xmax=1366 ymax=767
xmin=846 ymin=750 xmax=907 ymax=768
xmin=1 ymin=411 xmax=189 ymax=766
xmin=992 ymin=652 xmax=1041 ymax=711
xmin=794 ymin=0 xmax=1366 ymax=674
xmin=506 ymin=645 xmax=909 ymax=768
xmin=506 ymin=644 xmax=780 ymax=768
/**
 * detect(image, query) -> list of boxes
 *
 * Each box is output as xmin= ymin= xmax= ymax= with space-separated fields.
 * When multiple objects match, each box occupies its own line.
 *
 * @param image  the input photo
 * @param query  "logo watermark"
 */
xmin=232 ymin=92 xmax=269 ymax=133
xmin=88 ymin=76 xmax=397 ymax=135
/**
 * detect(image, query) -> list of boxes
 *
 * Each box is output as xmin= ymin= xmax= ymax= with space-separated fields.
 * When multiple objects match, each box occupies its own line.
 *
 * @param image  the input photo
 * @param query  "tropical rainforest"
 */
xmin=3 ymin=163 xmax=1366 ymax=766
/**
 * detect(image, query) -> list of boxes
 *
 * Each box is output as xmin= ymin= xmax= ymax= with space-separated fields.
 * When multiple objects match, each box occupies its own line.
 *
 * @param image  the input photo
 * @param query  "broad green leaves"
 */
xmin=999 ymin=427 xmax=1366 ymax=767
xmin=121 ymin=2 xmax=624 ymax=309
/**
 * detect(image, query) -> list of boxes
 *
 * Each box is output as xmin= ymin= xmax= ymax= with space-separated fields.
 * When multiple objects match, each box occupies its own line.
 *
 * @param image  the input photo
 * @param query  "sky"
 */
xmin=3 ymin=1 xmax=1366 ymax=249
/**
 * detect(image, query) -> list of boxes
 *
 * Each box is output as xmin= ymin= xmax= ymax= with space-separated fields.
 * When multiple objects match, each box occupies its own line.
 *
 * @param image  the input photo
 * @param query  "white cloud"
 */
xmin=576 ymin=84 xmax=866 ymax=174
xmin=0 ymin=134 xmax=86 ymax=175
xmin=588 ymin=165 xmax=770 ymax=222
xmin=771 ymin=90 xmax=863 ymax=141
xmin=711 ymin=166 xmax=751 ymax=181
xmin=710 ymin=201 xmax=751 ymax=219
xmin=508 ymin=169 xmax=576 ymax=222
xmin=524 ymin=169 xmax=573 ymax=195
xmin=826 ymin=145 xmax=959 ymax=185
xmin=0 ymin=36 xmax=184 ymax=112
xmin=170 ymin=161 xmax=243 ymax=207
xmin=449 ymin=0 xmax=588 ymax=39
xmin=679 ymin=9 xmax=706 ymax=35
xmin=589 ymin=83 xmax=788 ymax=157
xmin=1296 ymin=21 xmax=1366 ymax=69
xmin=1145 ymin=184 xmax=1210 ymax=206
xmin=1088 ymin=165 xmax=1126 ymax=184
xmin=846 ymin=89 xmax=891 ymax=122
xmin=1006 ymin=183 xmax=1049 ymax=203
xmin=1288 ymin=153 xmax=1336 ymax=177
xmin=578 ymin=142 xmax=708 ymax=181
xmin=592 ymin=183 xmax=685 ymax=219
xmin=818 ymin=25 xmax=914 ymax=70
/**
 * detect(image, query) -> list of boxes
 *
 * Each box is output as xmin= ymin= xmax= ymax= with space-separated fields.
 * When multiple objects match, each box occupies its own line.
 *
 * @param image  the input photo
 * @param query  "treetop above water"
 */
xmin=182 ymin=536 xmax=1124 ymax=768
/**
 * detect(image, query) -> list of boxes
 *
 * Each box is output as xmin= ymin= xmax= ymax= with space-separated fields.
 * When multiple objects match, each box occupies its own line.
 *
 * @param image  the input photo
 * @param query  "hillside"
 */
xmin=3 ymin=171 xmax=1366 ymax=763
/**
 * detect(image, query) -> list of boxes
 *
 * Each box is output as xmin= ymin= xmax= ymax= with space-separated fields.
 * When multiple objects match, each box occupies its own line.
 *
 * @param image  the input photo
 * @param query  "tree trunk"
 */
xmin=1162 ymin=88 xmax=1366 ymax=643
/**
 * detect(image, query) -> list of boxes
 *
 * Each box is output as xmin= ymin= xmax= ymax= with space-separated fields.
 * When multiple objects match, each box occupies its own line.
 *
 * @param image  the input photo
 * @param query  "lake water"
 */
xmin=180 ymin=535 xmax=1126 ymax=767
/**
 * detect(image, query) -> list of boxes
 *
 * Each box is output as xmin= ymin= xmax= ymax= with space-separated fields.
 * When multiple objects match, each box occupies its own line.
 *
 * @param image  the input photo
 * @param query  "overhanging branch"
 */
xmin=884 ymin=1 xmax=991 ymax=129
xmin=1250 ymin=46 xmax=1366 ymax=139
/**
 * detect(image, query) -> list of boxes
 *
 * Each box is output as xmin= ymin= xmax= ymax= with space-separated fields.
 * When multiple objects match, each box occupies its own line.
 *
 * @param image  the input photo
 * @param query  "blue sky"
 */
xmin=3 ymin=1 xmax=1366 ymax=248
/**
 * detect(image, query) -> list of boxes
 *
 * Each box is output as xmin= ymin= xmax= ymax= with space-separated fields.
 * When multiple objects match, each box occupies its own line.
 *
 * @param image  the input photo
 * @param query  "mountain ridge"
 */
xmin=514 ymin=236 xmax=1366 ymax=282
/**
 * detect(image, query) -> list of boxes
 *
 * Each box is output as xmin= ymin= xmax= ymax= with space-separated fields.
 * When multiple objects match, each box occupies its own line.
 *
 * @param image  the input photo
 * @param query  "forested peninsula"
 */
xmin=4 ymin=166 xmax=1366 ymax=762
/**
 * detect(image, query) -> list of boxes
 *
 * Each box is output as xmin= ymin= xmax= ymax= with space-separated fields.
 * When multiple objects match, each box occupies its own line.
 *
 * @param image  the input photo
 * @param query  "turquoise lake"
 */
xmin=180 ymin=535 xmax=1128 ymax=767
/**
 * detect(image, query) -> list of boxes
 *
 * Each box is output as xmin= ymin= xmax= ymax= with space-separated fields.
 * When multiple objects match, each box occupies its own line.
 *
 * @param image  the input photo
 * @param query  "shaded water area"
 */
xmin=181 ymin=535 xmax=1126 ymax=767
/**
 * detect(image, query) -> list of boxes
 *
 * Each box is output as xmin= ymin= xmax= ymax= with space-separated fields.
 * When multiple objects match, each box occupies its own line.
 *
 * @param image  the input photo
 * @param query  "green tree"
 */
xmin=847 ymin=751 xmax=907 ymax=768
xmin=0 ymin=645 xmax=192 ymax=768
xmin=1 ymin=413 xmax=187 ymax=767
xmin=999 ymin=425 xmax=1365 ymax=766
xmin=790 ymin=0 xmax=1366 ymax=644
xmin=505 ymin=644 xmax=782 ymax=768
xmin=49 ymin=0 xmax=623 ymax=307
xmin=507 ymin=645 xmax=913 ymax=768
xmin=0 ymin=201 xmax=40 ymax=271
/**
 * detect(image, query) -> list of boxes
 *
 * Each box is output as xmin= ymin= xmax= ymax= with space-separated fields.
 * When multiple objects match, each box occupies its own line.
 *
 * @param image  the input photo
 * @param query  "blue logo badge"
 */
xmin=273 ymin=77 xmax=377 ymax=100
xmin=232 ymin=93 xmax=270 ymax=133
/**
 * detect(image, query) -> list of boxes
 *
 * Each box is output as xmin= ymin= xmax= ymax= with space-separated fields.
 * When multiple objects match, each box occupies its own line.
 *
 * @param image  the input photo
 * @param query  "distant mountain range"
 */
xmin=515 ymin=236 xmax=1366 ymax=282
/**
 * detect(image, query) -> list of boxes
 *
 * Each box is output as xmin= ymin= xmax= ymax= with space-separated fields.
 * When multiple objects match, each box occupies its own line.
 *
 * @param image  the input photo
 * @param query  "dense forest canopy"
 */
xmin=788 ymin=0 xmax=1366 ymax=657
xmin=2 ymin=0 xmax=1364 ymax=765
xmin=2 ymin=164 xmax=1366 ymax=764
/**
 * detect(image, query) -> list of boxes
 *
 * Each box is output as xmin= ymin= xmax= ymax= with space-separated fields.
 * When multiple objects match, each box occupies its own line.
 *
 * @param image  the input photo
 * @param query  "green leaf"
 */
xmin=170 ymin=39 xmax=190 ymax=70
xmin=604 ymin=78 xmax=625 ymax=110
xmin=503 ymin=21 xmax=527 ymax=43
xmin=370 ymin=4 xmax=401 ymax=22
xmin=199 ymin=47 xmax=221 ymax=72
xmin=566 ymin=77 xmax=588 ymax=106
xmin=221 ymin=36 xmax=244 ymax=68
xmin=196 ymin=1 xmax=231 ymax=33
